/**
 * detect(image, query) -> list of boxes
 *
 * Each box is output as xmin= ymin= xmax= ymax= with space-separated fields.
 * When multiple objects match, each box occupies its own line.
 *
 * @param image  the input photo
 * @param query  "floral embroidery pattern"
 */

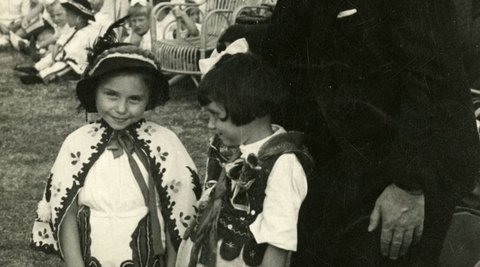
xmin=88 ymin=126 xmax=100 ymax=137
xmin=38 ymin=228 xmax=50 ymax=239
xmin=143 ymin=125 xmax=156 ymax=136
xmin=52 ymin=182 xmax=62 ymax=198
xmin=179 ymin=211 xmax=192 ymax=228
xmin=168 ymin=179 xmax=181 ymax=193
xmin=70 ymin=151 xmax=81 ymax=165
xmin=156 ymin=146 xmax=168 ymax=161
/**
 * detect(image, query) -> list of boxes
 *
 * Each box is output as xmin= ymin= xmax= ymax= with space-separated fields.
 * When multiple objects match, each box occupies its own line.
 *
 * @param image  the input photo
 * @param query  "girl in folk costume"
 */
xmin=30 ymin=19 xmax=201 ymax=267
xmin=16 ymin=0 xmax=99 ymax=84
xmin=175 ymin=39 xmax=313 ymax=267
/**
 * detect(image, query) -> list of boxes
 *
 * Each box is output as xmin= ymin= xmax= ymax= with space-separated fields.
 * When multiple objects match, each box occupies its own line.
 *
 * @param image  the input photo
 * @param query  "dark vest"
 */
xmin=191 ymin=131 xmax=313 ymax=266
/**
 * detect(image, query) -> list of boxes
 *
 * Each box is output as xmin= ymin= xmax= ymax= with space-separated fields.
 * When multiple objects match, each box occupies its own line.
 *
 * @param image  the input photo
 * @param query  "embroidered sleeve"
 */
xmin=31 ymin=122 xmax=109 ymax=258
xmin=249 ymin=154 xmax=307 ymax=251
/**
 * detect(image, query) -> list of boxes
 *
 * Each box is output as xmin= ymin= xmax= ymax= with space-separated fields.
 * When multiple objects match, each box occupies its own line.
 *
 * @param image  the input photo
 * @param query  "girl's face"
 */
xmin=48 ymin=4 xmax=67 ymax=27
xmin=187 ymin=8 xmax=200 ymax=23
xmin=95 ymin=74 xmax=149 ymax=130
xmin=129 ymin=15 xmax=149 ymax=36
xmin=204 ymin=101 xmax=243 ymax=146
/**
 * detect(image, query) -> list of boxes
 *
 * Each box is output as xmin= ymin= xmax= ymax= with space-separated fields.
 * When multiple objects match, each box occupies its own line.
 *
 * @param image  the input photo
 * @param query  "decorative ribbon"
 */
xmin=198 ymin=38 xmax=249 ymax=75
xmin=106 ymin=131 xmax=164 ymax=257
xmin=224 ymin=153 xmax=261 ymax=213
xmin=130 ymin=0 xmax=149 ymax=6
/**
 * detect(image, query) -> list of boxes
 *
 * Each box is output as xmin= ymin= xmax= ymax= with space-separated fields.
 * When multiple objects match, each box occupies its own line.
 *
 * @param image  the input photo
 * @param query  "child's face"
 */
xmin=129 ymin=15 xmax=149 ymax=36
xmin=48 ymin=4 xmax=67 ymax=27
xmin=95 ymin=74 xmax=149 ymax=130
xmin=204 ymin=101 xmax=243 ymax=146
xmin=187 ymin=8 xmax=200 ymax=23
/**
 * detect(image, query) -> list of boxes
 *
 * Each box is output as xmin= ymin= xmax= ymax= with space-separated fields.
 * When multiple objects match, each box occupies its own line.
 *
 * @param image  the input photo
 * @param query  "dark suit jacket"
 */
xmin=454 ymin=0 xmax=480 ymax=87
xmin=230 ymin=0 xmax=480 ymax=200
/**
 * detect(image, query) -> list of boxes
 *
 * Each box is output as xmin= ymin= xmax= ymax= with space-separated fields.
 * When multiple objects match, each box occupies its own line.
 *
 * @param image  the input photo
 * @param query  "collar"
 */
xmin=239 ymin=124 xmax=285 ymax=158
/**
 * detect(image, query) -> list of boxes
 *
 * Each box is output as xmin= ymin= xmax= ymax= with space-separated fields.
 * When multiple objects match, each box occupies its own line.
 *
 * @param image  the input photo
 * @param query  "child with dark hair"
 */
xmin=30 ymin=35 xmax=201 ymax=266
xmin=175 ymin=42 xmax=313 ymax=267
xmin=15 ymin=0 xmax=99 ymax=84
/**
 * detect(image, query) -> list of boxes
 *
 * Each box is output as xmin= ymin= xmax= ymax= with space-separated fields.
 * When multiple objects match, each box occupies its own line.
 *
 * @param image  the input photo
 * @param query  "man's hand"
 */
xmin=368 ymin=184 xmax=424 ymax=260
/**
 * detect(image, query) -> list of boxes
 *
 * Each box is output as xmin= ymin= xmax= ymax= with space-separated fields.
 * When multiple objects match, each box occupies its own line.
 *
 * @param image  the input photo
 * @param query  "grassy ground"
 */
xmin=0 ymin=50 xmax=209 ymax=266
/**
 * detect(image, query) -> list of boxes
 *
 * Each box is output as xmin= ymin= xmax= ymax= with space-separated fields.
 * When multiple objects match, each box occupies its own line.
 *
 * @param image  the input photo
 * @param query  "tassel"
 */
xmin=188 ymin=170 xmax=227 ymax=267
xmin=36 ymin=199 xmax=51 ymax=222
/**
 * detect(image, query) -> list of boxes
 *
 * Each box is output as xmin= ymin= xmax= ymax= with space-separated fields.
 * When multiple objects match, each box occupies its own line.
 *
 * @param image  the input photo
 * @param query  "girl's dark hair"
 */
xmin=198 ymin=53 xmax=286 ymax=126
xmin=81 ymin=68 xmax=164 ymax=111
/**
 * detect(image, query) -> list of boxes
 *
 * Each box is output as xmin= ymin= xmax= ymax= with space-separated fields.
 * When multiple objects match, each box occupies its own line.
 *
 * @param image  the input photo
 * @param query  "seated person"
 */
xmin=34 ymin=1 xmax=73 ymax=58
xmin=123 ymin=2 xmax=151 ymax=50
xmin=11 ymin=0 xmax=56 ymax=43
xmin=169 ymin=2 xmax=200 ymax=39
xmin=15 ymin=0 xmax=98 ymax=84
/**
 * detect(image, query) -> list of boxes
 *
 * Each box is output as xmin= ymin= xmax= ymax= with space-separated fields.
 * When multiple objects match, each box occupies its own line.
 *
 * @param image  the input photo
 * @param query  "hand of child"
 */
xmin=172 ymin=7 xmax=185 ymax=19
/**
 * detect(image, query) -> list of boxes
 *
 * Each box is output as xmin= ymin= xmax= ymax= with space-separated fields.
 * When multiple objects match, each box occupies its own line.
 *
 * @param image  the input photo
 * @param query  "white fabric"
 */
xmin=52 ymin=23 xmax=74 ymax=43
xmin=93 ymin=12 xmax=113 ymax=35
xmin=241 ymin=125 xmax=307 ymax=251
xmin=163 ymin=22 xmax=201 ymax=40
xmin=198 ymin=38 xmax=249 ymax=75
xmin=77 ymin=150 xmax=165 ymax=266
xmin=0 ymin=0 xmax=30 ymax=24
xmin=176 ymin=125 xmax=308 ymax=267
xmin=42 ymin=23 xmax=98 ymax=74
xmin=38 ymin=0 xmax=55 ymax=27
xmin=125 ymin=29 xmax=151 ymax=50
xmin=130 ymin=0 xmax=149 ymax=6
xmin=38 ymin=60 xmax=70 ymax=79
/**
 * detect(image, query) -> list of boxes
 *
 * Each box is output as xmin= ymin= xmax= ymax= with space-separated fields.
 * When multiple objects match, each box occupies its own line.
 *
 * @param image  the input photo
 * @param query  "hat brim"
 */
xmin=76 ymin=58 xmax=169 ymax=113
xmin=61 ymin=2 xmax=95 ymax=21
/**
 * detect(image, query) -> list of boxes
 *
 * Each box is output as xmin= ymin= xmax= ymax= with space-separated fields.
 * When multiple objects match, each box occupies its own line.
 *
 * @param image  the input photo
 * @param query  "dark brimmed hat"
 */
xmin=60 ymin=0 xmax=95 ymax=21
xmin=76 ymin=45 xmax=169 ymax=112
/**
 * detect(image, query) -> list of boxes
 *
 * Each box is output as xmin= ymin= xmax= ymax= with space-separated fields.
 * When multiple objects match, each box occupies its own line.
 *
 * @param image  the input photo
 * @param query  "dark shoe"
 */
xmin=20 ymin=74 xmax=43 ymax=84
xmin=14 ymin=64 xmax=38 ymax=75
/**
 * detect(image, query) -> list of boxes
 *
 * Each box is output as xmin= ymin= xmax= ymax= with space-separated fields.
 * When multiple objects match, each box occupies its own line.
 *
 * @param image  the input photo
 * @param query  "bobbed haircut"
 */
xmin=198 ymin=53 xmax=286 ymax=126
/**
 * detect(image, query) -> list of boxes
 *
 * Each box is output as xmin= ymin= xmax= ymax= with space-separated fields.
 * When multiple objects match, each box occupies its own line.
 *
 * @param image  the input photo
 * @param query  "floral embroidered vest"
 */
xmin=190 ymin=131 xmax=313 ymax=266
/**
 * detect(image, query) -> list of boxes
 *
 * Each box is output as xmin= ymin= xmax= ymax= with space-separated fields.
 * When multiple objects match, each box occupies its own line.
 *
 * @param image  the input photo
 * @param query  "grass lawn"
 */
xmin=0 ymin=50 xmax=209 ymax=266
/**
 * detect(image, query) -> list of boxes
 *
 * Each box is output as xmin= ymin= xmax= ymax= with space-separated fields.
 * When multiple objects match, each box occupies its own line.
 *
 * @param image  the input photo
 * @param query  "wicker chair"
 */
xmin=151 ymin=0 xmax=244 ymax=86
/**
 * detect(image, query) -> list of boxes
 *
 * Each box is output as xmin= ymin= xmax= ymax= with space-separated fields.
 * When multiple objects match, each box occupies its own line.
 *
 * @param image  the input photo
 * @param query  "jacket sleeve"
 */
xmin=383 ymin=0 xmax=480 ymax=195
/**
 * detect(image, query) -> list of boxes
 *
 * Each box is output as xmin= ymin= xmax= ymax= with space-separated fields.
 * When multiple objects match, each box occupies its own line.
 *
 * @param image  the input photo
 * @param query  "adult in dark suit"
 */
xmin=219 ymin=0 xmax=480 ymax=266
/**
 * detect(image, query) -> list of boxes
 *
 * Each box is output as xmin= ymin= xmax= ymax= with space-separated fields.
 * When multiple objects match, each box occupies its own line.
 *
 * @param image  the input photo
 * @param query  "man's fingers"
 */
xmin=399 ymin=229 xmax=414 ymax=256
xmin=388 ymin=230 xmax=404 ymax=260
xmin=380 ymin=226 xmax=393 ymax=256
xmin=368 ymin=204 xmax=380 ymax=232
xmin=413 ymin=224 xmax=424 ymax=244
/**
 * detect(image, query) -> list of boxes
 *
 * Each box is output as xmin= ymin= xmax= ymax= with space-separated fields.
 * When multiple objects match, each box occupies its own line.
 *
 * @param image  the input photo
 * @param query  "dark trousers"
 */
xmin=291 ymin=171 xmax=457 ymax=267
